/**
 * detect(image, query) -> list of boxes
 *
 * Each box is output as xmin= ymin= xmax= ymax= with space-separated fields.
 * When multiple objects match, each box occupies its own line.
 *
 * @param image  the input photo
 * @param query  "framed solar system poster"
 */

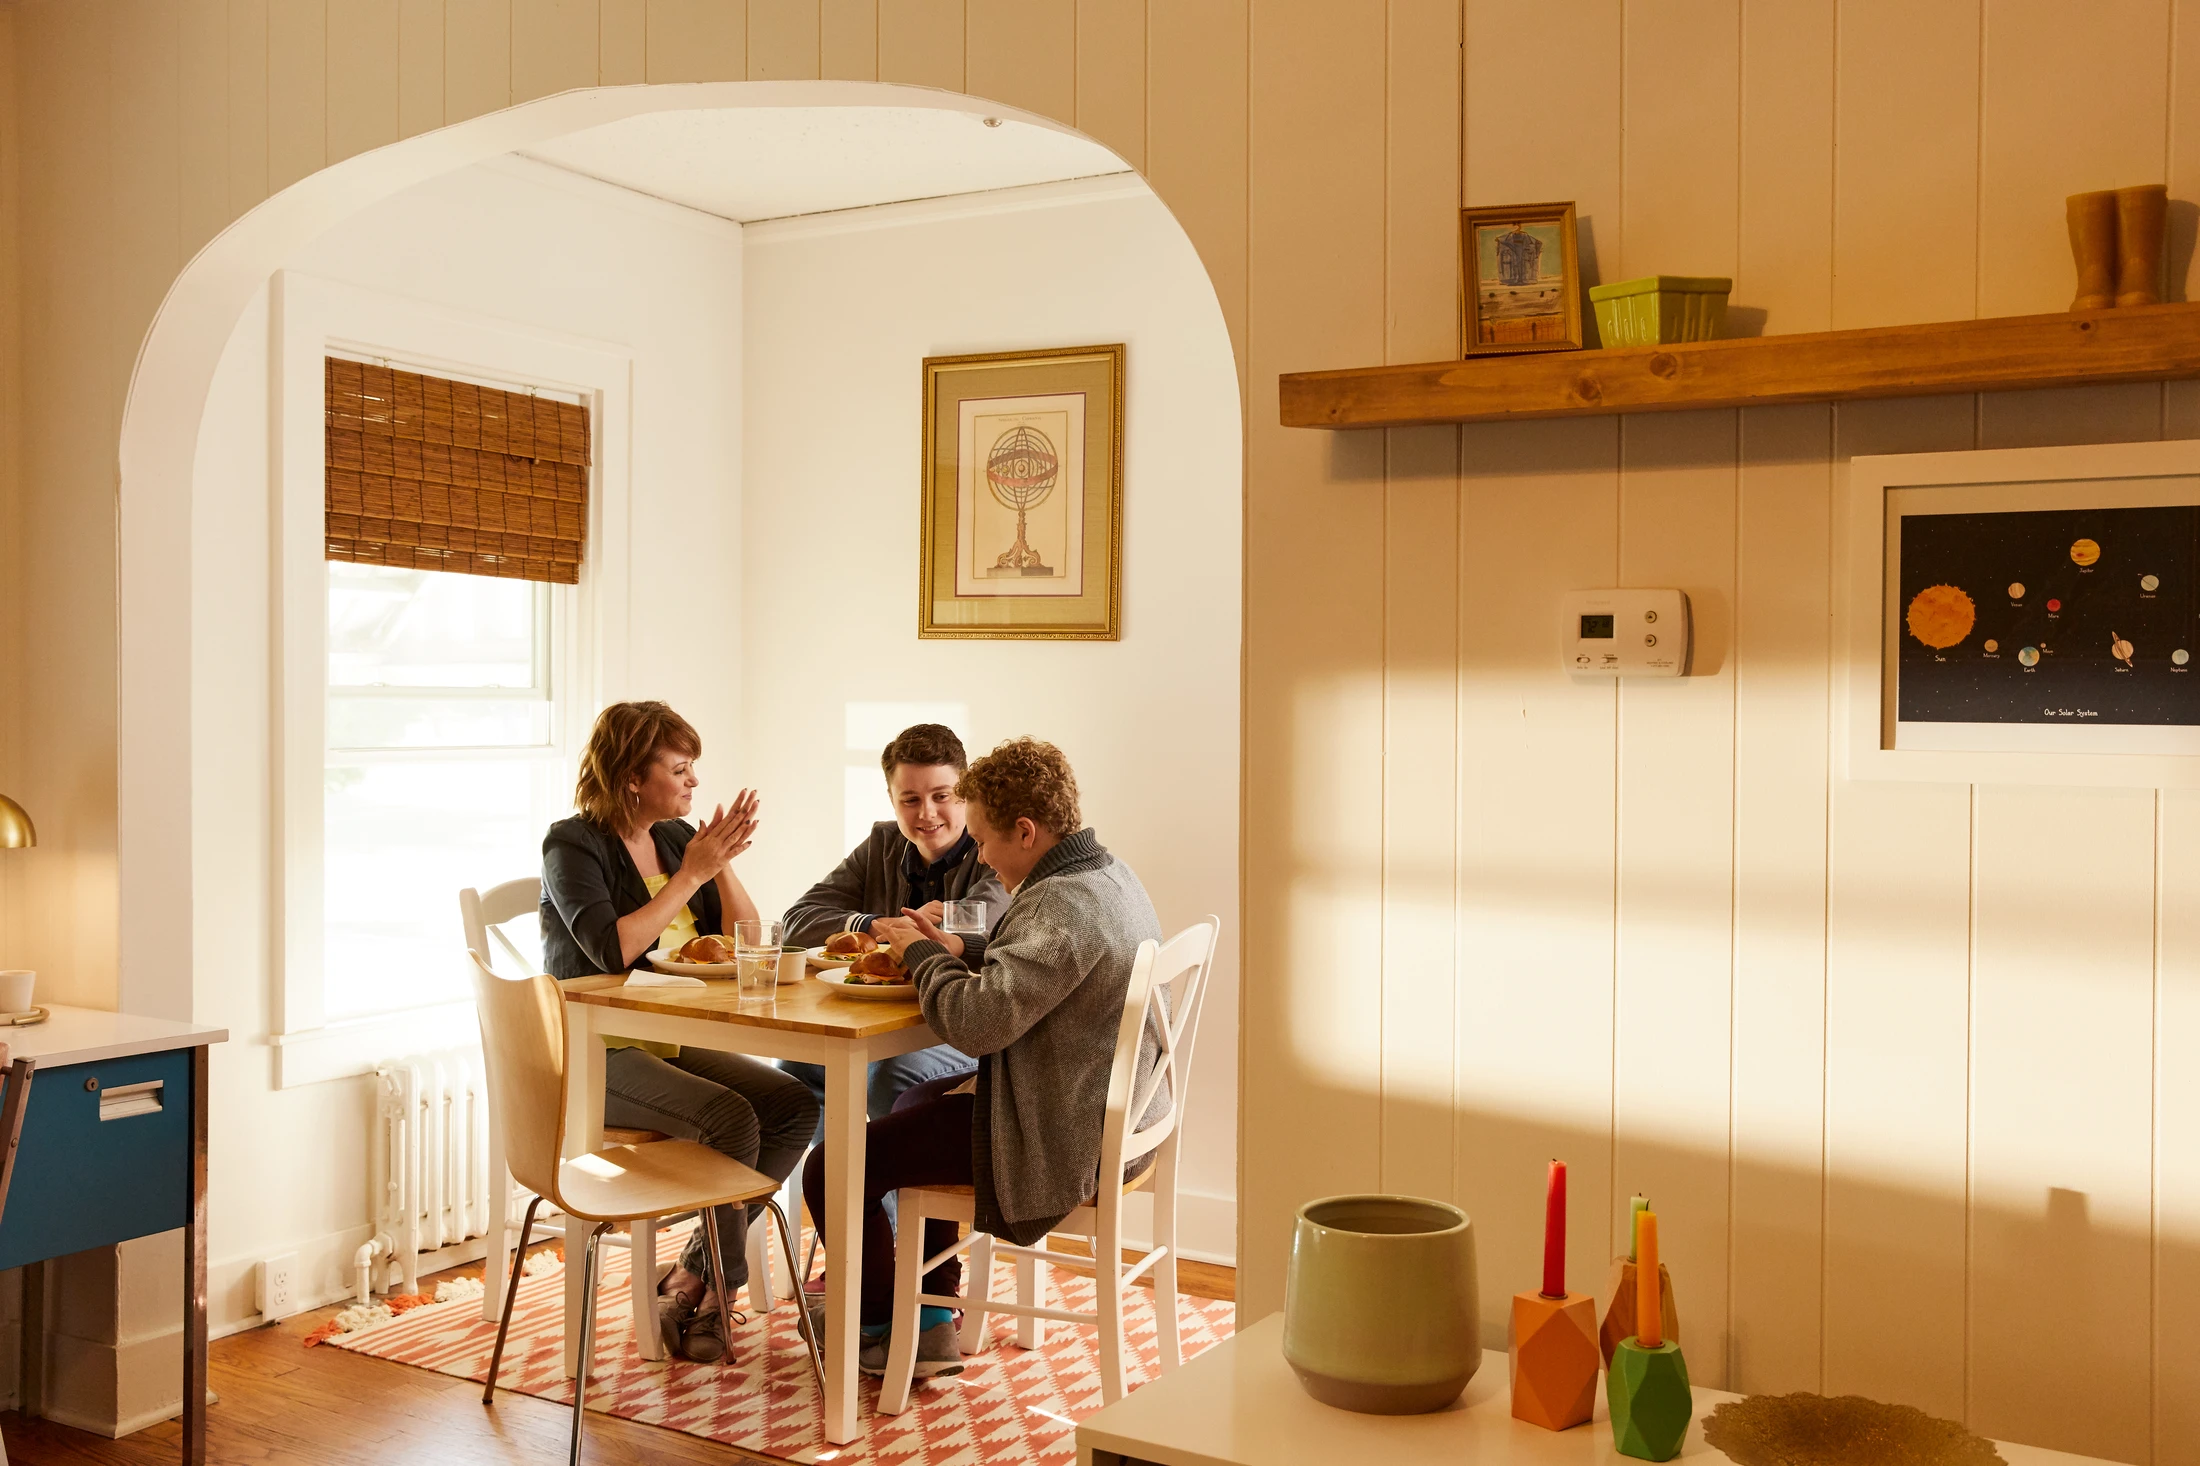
xmin=919 ymin=344 xmax=1124 ymax=640
xmin=1843 ymin=439 xmax=2200 ymax=787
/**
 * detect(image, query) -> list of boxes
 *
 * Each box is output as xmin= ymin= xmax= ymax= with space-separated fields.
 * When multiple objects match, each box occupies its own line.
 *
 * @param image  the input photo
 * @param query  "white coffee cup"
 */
xmin=0 ymin=970 xmax=34 ymax=1014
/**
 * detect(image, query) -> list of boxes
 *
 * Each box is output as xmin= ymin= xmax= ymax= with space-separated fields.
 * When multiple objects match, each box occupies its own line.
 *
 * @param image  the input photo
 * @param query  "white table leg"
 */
xmin=630 ymin=1219 xmax=663 ymax=1360
xmin=563 ymin=1010 xmax=605 ymax=1379
xmin=482 ymin=1112 xmax=509 ymax=1325
xmin=822 ymin=1048 xmax=867 ymax=1444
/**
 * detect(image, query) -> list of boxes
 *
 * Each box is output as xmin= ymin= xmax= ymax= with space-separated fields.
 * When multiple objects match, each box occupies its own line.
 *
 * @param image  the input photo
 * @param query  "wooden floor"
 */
xmin=1 ymin=1239 xmax=1235 ymax=1465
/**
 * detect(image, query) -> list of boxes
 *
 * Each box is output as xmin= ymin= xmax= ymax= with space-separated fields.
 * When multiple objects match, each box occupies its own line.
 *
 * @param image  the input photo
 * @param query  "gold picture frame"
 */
xmin=1460 ymin=201 xmax=1583 ymax=356
xmin=919 ymin=344 xmax=1125 ymax=640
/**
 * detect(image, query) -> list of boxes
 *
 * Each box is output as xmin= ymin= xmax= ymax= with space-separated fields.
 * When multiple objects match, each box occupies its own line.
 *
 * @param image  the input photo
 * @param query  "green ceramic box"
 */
xmin=1588 ymin=275 xmax=1732 ymax=347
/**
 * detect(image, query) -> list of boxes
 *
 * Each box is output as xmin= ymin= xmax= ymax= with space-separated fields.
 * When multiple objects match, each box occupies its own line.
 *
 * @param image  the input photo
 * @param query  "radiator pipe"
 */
xmin=354 ymin=1233 xmax=392 ymax=1305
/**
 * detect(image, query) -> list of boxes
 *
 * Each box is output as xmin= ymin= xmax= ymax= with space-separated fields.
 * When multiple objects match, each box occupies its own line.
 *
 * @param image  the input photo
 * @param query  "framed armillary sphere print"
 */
xmin=919 ymin=343 xmax=1124 ymax=640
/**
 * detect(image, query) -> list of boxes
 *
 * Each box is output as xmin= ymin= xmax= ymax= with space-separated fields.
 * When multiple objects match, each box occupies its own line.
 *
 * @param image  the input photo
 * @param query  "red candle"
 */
xmin=1541 ymin=1159 xmax=1567 ymax=1298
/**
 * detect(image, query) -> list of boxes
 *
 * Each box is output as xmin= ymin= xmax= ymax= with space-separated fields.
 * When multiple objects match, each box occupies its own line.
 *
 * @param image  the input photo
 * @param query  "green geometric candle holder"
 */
xmin=1607 ymin=1336 xmax=1692 ymax=1461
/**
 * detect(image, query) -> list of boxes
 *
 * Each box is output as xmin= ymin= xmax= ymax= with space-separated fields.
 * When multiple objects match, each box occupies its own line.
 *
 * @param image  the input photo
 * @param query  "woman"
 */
xmin=541 ymin=700 xmax=820 ymax=1364
xmin=801 ymin=737 xmax=1165 ymax=1379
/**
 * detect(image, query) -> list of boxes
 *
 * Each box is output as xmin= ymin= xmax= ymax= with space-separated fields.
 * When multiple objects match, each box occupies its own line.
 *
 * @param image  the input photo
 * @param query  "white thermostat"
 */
xmin=1563 ymin=589 xmax=1692 ymax=677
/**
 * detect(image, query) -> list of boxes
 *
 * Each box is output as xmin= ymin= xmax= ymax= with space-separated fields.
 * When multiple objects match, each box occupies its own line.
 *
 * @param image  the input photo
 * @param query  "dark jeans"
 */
xmin=603 ymin=1044 xmax=819 ymax=1291
xmin=801 ymin=1072 xmax=974 ymax=1326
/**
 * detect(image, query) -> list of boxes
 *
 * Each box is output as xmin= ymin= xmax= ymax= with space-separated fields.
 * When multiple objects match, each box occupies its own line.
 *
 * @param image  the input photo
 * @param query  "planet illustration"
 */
xmin=1984 ymin=639 xmax=1999 ymax=653
xmin=2143 ymin=574 xmax=2161 ymax=592
xmin=2071 ymin=538 xmax=2101 ymax=567
xmin=2112 ymin=635 xmax=2135 ymax=667
xmin=2019 ymin=646 xmax=2041 ymax=667
xmin=2048 ymin=598 xmax=2063 ymax=612
xmin=1905 ymin=584 xmax=1976 ymax=649
xmin=2178 ymin=649 xmax=2192 ymax=667
xmin=2008 ymin=582 xmax=2026 ymax=598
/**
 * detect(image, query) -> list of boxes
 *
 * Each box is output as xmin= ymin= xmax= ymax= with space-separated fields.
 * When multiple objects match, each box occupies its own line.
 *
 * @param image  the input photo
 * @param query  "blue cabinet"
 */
xmin=0 ymin=1047 xmax=192 ymax=1272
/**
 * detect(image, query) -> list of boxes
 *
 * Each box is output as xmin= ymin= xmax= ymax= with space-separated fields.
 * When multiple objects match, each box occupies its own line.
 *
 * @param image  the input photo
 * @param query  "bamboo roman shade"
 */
xmin=324 ymin=358 xmax=591 ymax=585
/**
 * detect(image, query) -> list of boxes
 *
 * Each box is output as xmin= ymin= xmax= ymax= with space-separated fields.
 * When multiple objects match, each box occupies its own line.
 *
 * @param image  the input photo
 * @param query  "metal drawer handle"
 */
xmin=98 ymin=1079 xmax=164 ymax=1120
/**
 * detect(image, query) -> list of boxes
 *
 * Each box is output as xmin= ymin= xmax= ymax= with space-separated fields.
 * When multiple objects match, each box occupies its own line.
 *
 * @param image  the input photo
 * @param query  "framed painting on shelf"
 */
xmin=1459 ymin=200 xmax=1582 ymax=356
xmin=919 ymin=343 xmax=1124 ymax=641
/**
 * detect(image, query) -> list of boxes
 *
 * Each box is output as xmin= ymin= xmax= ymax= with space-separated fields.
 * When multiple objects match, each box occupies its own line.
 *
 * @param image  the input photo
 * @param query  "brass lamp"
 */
xmin=0 ymin=795 xmax=33 ymax=848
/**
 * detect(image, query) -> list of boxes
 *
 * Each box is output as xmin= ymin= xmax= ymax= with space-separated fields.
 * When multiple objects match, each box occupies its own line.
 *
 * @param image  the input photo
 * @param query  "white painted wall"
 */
xmin=187 ymin=155 xmax=744 ymax=1331
xmin=739 ymin=177 xmax=1243 ymax=1261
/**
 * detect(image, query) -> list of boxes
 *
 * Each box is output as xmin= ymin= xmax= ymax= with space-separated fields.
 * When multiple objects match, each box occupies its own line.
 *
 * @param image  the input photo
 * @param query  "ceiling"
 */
xmin=516 ymin=106 xmax=1134 ymax=224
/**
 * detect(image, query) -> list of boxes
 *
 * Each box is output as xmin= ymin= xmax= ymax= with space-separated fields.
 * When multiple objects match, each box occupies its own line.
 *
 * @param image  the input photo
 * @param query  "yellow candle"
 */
xmin=1636 ymin=1210 xmax=1662 ymax=1348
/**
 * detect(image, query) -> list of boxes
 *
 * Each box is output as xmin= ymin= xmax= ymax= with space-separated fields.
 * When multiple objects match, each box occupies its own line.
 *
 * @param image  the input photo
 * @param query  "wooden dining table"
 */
xmin=559 ymin=970 xmax=938 ymax=1446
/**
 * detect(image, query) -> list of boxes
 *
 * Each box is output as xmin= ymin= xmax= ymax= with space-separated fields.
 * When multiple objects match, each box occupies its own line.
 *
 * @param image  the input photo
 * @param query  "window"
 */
xmin=322 ymin=563 xmax=564 ymax=1017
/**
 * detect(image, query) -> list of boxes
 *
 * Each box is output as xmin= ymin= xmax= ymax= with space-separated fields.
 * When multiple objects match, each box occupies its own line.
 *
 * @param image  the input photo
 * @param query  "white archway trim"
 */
xmin=119 ymin=82 xmax=1111 ymax=1021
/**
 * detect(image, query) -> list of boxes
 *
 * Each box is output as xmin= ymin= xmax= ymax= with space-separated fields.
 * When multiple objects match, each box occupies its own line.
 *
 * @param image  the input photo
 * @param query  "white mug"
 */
xmin=0 ymin=970 xmax=34 ymax=1014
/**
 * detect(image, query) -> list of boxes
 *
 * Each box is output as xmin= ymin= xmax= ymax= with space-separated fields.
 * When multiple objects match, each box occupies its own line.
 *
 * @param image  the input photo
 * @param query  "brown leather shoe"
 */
xmin=655 ymin=1289 xmax=696 ymax=1358
xmin=681 ymin=1301 xmax=735 ymax=1364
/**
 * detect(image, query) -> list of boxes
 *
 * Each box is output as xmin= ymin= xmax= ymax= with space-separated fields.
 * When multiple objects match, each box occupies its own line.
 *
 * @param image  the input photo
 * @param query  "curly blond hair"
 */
xmin=574 ymin=701 xmax=701 ymax=834
xmin=956 ymin=737 xmax=1081 ymax=837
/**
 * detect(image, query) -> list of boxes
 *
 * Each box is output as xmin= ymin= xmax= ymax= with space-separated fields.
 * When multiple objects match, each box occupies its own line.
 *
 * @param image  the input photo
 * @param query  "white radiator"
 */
xmin=363 ymin=1048 xmax=495 ymax=1300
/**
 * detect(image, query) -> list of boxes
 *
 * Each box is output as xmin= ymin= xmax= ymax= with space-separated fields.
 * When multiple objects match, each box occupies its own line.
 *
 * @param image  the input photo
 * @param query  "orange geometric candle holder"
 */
xmin=1599 ymin=1257 xmax=1679 ymax=1367
xmin=1509 ymin=1290 xmax=1599 ymax=1431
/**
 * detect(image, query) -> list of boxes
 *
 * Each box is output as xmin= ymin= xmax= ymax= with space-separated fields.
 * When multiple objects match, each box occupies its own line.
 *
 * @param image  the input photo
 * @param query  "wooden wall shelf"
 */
xmin=1279 ymin=302 xmax=2200 ymax=429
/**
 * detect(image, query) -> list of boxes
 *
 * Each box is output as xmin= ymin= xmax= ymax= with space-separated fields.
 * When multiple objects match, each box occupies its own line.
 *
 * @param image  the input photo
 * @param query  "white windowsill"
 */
xmin=272 ymin=999 xmax=482 ymax=1087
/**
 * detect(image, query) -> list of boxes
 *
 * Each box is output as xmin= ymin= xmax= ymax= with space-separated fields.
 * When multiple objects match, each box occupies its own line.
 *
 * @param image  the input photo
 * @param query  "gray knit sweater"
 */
xmin=903 ymin=829 xmax=1166 ymax=1236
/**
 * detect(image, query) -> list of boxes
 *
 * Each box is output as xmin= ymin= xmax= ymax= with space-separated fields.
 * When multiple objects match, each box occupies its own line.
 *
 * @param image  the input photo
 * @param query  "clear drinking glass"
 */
xmin=940 ymin=899 xmax=988 ymax=936
xmin=732 ymin=919 xmax=782 ymax=1002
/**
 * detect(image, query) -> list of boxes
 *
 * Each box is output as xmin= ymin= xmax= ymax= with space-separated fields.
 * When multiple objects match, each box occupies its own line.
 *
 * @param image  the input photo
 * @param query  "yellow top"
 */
xmin=603 ymin=873 xmax=694 ymax=1059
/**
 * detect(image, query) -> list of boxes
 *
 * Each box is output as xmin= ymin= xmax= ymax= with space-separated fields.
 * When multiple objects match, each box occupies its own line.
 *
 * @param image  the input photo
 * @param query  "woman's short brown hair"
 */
xmin=956 ymin=737 xmax=1081 ymax=836
xmin=575 ymin=701 xmax=701 ymax=833
xmin=880 ymin=723 xmax=968 ymax=777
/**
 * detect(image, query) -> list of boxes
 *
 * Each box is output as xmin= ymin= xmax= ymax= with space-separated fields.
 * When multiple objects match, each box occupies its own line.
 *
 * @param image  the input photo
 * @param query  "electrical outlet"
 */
xmin=258 ymin=1252 xmax=299 ymax=1320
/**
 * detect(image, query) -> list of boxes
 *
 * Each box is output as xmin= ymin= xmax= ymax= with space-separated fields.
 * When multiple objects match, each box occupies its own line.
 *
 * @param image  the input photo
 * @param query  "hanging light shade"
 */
xmin=0 ymin=795 xmax=34 ymax=848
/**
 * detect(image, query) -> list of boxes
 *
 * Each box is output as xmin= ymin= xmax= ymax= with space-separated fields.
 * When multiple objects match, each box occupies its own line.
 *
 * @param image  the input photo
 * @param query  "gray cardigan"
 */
xmin=903 ymin=829 xmax=1166 ymax=1238
xmin=783 ymin=821 xmax=1007 ymax=950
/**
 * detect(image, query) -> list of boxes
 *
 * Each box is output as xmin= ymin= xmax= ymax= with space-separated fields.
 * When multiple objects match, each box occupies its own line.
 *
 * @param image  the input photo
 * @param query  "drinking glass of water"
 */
xmin=732 ymin=919 xmax=782 ymax=1003
xmin=940 ymin=900 xmax=987 ymax=937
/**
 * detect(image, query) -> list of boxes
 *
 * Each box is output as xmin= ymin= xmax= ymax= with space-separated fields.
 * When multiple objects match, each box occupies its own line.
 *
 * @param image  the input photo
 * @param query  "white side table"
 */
xmin=1078 ymin=1313 xmax=2116 ymax=1466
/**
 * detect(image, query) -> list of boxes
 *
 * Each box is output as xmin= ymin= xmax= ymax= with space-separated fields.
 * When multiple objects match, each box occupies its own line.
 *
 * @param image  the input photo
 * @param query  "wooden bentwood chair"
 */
xmin=876 ymin=917 xmax=1221 ymax=1415
xmin=468 ymin=952 xmax=825 ymax=1464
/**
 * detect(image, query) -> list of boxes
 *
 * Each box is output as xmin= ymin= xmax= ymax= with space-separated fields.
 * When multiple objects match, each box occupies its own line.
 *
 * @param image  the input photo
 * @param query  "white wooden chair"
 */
xmin=876 ymin=917 xmax=1221 ymax=1415
xmin=470 ymin=952 xmax=823 ymax=1463
xmin=461 ymin=879 xmax=796 ymax=1362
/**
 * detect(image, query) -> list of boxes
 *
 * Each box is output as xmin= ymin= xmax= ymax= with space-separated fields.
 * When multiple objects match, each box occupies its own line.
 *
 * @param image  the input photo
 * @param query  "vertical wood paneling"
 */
xmin=0 ymin=4 xmax=17 ymax=971
xmin=1453 ymin=416 xmax=1620 ymax=1344
xmin=326 ymin=0 xmax=400 ymax=164
xmin=1378 ymin=0 xmax=1461 ymax=1209
xmin=600 ymin=0 xmax=645 ymax=83
xmin=265 ymin=0 xmax=325 ymax=191
xmin=112 ymin=0 xmax=182 ymax=349
xmin=1614 ymin=411 xmax=1739 ymax=1389
xmin=1146 ymin=0 xmax=1247 ymax=382
xmin=1239 ymin=0 xmax=1388 ymax=1322
xmin=178 ymin=0 xmax=228 ymax=260
xmin=1074 ymin=0 xmax=1144 ymax=170
xmin=1822 ymin=396 xmax=1976 ymax=1418
xmin=2173 ymin=0 xmax=2200 ymax=305
xmin=1729 ymin=402 xmax=1831 ymax=1395
xmin=398 ymin=0 xmax=448 ymax=136
xmin=444 ymin=0 xmax=512 ymax=123
xmin=967 ymin=0 xmax=1073 ymax=123
xmin=748 ymin=0 xmax=821 ymax=79
xmin=644 ymin=0 xmax=743 ymax=80
xmin=1832 ymin=0 xmax=1981 ymax=326
xmin=512 ymin=0 xmax=599 ymax=101
xmin=878 ymin=0 xmax=962 ymax=90
xmin=1619 ymin=0 xmax=1739 ymax=280
xmin=820 ymin=0 xmax=878 ymax=79
xmin=226 ymin=0 xmax=269 ymax=215
xmin=1738 ymin=0 xmax=1832 ymax=333
xmin=1968 ymin=788 xmax=2156 ymax=1460
xmin=2159 ymin=789 xmax=2200 ymax=1464
xmin=1978 ymin=0 xmax=2171 ymax=318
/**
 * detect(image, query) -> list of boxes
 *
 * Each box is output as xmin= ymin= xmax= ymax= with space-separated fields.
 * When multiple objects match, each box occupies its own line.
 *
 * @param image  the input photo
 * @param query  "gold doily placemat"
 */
xmin=1702 ymin=1393 xmax=2004 ymax=1466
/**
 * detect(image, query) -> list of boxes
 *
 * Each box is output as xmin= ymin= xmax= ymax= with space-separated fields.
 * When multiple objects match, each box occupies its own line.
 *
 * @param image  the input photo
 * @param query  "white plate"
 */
xmin=649 ymin=947 xmax=743 ymax=977
xmin=814 ymin=967 xmax=916 ymax=1000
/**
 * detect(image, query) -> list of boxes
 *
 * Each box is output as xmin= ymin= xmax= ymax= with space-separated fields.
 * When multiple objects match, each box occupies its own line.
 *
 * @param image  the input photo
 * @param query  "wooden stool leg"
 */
xmin=1016 ymin=1241 xmax=1047 ymax=1350
xmin=1096 ymin=1209 xmax=1128 ymax=1404
xmin=1154 ymin=1159 xmax=1182 ymax=1372
xmin=877 ymin=1191 xmax=925 ymax=1415
xmin=959 ymin=1233 xmax=995 ymax=1354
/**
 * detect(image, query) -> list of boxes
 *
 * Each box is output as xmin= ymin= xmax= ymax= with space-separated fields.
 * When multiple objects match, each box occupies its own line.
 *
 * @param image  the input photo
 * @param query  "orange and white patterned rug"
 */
xmin=329 ymin=1233 xmax=1234 ymax=1464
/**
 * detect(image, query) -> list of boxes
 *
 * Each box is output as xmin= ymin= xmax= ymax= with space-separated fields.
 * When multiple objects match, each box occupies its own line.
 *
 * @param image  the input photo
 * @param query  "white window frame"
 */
xmin=271 ymin=271 xmax=633 ymax=1087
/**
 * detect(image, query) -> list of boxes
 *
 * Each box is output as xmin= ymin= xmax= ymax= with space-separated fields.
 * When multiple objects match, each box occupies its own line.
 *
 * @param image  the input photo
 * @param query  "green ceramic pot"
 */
xmin=1281 ymin=1194 xmax=1480 ymax=1414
